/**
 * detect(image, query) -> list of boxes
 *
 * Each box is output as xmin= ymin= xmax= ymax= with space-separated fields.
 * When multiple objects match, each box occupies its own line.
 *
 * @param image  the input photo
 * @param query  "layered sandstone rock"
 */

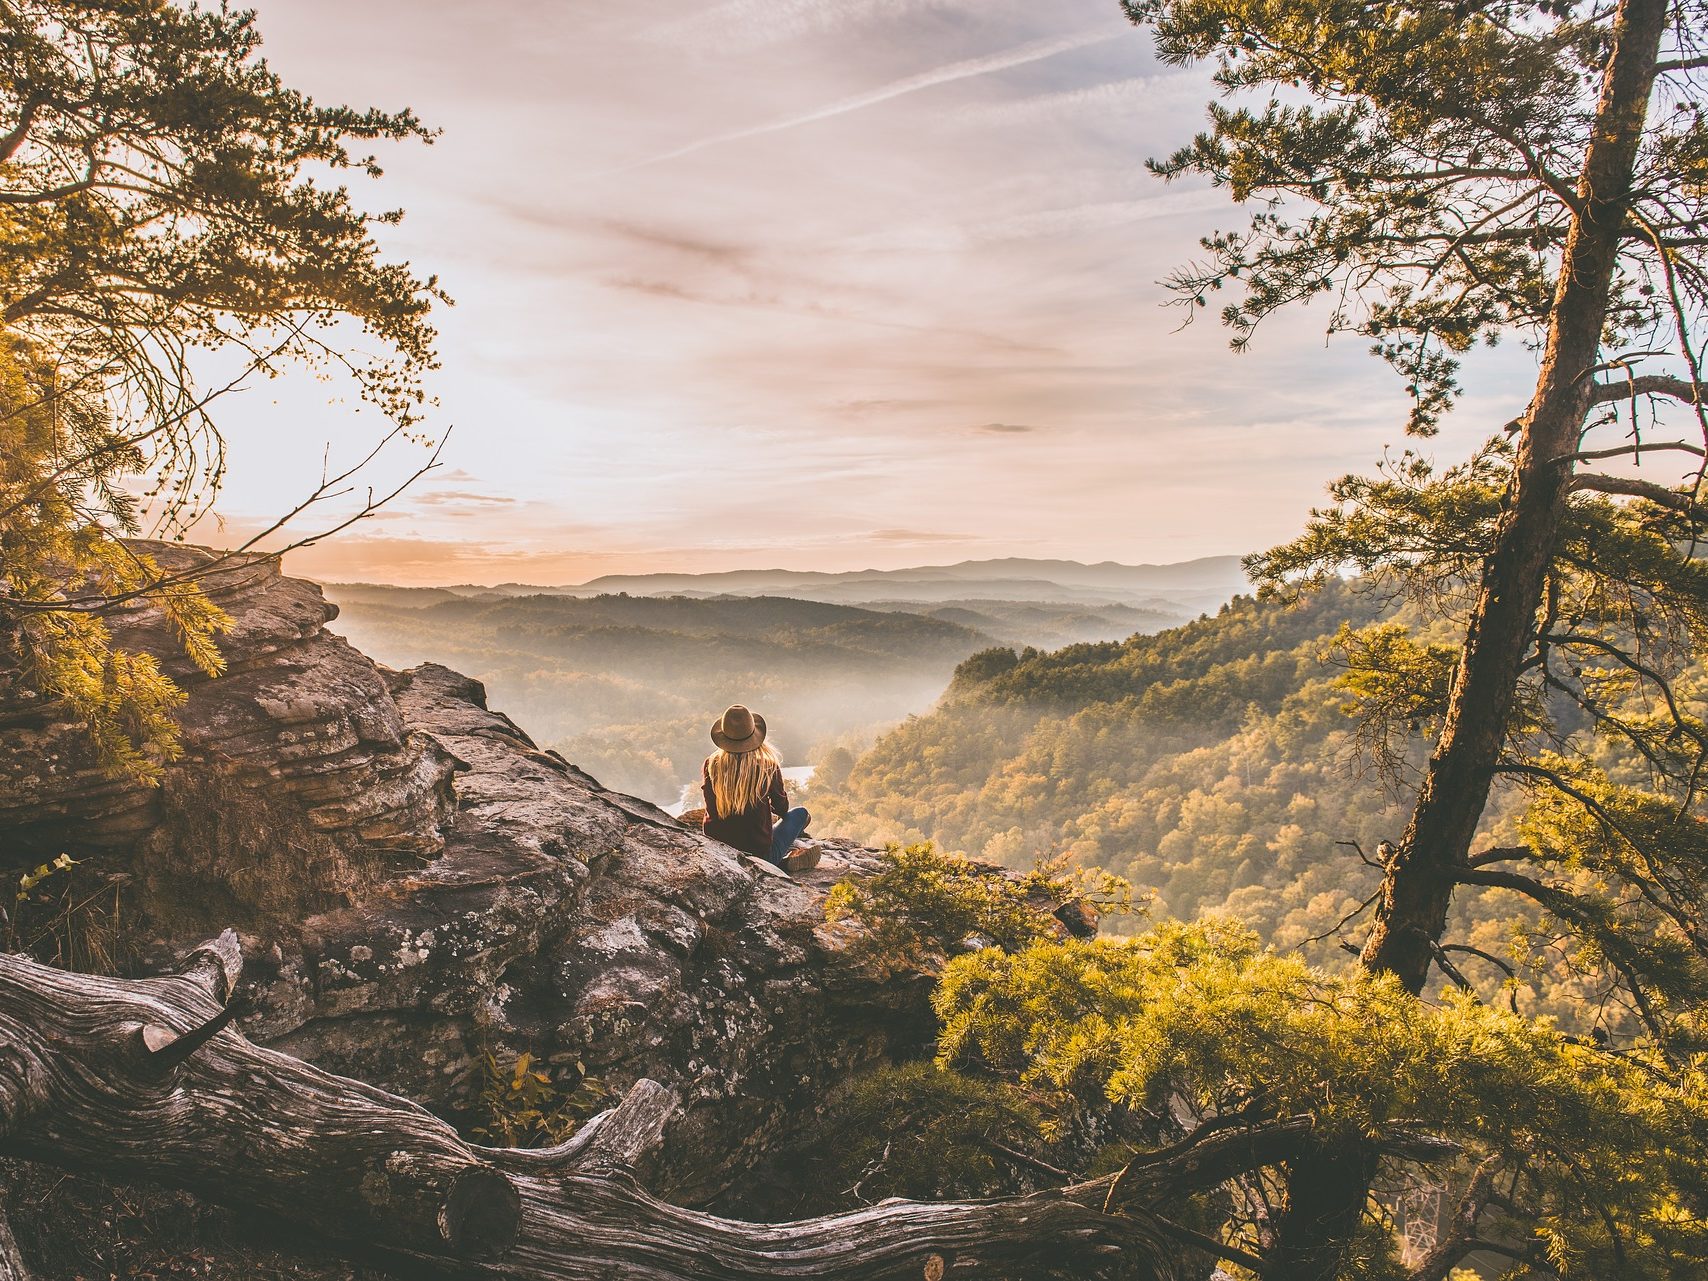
xmin=0 ymin=545 xmax=456 ymax=863
xmin=0 ymin=545 xmax=1049 ymax=1207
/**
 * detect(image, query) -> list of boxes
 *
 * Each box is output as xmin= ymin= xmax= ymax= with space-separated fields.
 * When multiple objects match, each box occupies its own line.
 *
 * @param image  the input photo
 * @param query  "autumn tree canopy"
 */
xmin=0 ymin=0 xmax=443 ymax=776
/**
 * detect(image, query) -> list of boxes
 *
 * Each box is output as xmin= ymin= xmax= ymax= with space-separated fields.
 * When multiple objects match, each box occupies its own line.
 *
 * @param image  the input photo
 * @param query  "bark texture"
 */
xmin=0 ymin=1196 xmax=26 ymax=1281
xmin=0 ymin=939 xmax=1171 ymax=1281
xmin=1263 ymin=1143 xmax=1381 ymax=1281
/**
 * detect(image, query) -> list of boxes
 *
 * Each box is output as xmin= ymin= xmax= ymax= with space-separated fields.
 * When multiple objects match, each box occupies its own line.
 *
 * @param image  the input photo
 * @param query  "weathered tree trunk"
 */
xmin=1264 ymin=4 xmax=1673 ymax=1279
xmin=0 ymin=936 xmax=1171 ymax=1281
xmin=0 ymin=1189 xmax=27 ymax=1281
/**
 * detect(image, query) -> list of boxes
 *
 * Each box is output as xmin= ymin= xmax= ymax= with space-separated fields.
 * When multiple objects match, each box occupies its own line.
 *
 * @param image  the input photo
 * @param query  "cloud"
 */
xmin=223 ymin=0 xmax=1448 ymax=580
xmin=593 ymin=219 xmax=754 ymax=265
xmin=833 ymin=398 xmax=945 ymax=416
xmin=603 ymin=27 xmax=1121 ymax=173
xmin=944 ymin=73 xmax=1204 ymax=131
xmin=599 ymin=274 xmax=1056 ymax=353
xmin=652 ymin=0 xmax=969 ymax=55
xmin=840 ymin=187 xmax=1232 ymax=253
xmin=412 ymin=489 xmax=517 ymax=506
xmin=869 ymin=527 xmax=975 ymax=542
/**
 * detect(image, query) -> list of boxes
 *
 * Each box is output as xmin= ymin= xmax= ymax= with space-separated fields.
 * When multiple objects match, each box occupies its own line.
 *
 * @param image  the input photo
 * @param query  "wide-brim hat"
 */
xmin=710 ymin=703 xmax=767 ymax=753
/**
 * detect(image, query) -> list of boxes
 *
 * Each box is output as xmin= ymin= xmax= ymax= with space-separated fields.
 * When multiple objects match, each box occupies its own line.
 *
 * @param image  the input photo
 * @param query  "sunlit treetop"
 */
xmin=0 ymin=0 xmax=446 ymax=530
xmin=0 ymin=0 xmax=445 ymax=778
xmin=1130 ymin=0 xmax=1708 ymax=432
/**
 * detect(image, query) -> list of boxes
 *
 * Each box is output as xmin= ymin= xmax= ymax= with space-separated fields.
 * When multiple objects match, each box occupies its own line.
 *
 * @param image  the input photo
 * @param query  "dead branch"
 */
xmin=0 ymin=938 xmax=1175 ymax=1281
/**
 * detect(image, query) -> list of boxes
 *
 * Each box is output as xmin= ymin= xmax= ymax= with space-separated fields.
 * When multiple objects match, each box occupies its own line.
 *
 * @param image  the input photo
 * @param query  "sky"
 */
xmin=200 ymin=0 xmax=1533 ymax=586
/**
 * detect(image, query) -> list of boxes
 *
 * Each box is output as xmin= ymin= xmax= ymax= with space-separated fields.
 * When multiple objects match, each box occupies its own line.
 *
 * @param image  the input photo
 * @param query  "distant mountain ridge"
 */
xmin=567 ymin=554 xmax=1247 ymax=600
xmin=360 ymin=555 xmax=1250 ymax=615
xmin=314 ymin=556 xmax=1253 ymax=809
xmin=316 ymin=587 xmax=1004 ymax=807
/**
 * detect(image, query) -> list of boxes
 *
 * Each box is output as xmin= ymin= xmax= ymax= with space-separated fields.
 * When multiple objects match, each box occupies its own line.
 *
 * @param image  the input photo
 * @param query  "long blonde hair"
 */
xmin=707 ymin=742 xmax=781 ymax=817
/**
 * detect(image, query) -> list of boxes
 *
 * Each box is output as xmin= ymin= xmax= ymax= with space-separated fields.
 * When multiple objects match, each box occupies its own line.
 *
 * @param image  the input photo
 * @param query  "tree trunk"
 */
xmin=1263 ymin=1143 xmax=1381 ymax=1281
xmin=1360 ymin=0 xmax=1670 ymax=996
xmin=1273 ymin=2 xmax=1672 ymax=1276
xmin=0 ymin=1190 xmax=27 ymax=1281
xmin=0 ymin=936 xmax=1172 ymax=1281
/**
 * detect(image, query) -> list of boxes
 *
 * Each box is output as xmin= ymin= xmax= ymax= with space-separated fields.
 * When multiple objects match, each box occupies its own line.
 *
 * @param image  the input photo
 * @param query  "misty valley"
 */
xmin=321 ymin=557 xmax=1237 ymax=808
xmin=327 ymin=560 xmax=1674 ymax=1035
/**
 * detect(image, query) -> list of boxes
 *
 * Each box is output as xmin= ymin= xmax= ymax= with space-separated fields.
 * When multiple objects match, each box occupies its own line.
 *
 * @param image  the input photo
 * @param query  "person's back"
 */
xmin=700 ymin=703 xmax=818 ymax=872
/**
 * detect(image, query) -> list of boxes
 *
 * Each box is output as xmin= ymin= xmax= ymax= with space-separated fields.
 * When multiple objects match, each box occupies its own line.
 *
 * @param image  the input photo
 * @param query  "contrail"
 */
xmin=606 ymin=27 xmax=1121 ymax=174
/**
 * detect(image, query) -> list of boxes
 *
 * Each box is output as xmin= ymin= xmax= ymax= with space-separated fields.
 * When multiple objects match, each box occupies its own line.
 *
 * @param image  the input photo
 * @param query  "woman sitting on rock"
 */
xmin=701 ymin=704 xmax=820 ymax=873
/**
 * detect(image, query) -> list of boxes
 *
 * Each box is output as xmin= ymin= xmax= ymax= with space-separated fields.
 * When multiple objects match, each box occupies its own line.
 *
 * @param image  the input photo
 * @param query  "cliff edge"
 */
xmin=0 ymin=545 xmax=1006 ymax=1210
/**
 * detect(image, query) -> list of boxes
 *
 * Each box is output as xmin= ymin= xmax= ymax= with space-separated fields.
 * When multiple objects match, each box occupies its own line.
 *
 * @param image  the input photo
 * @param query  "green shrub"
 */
xmin=795 ymin=1062 xmax=1066 ymax=1209
xmin=824 ymin=841 xmax=1137 ymax=971
xmin=468 ymin=1051 xmax=607 ymax=1148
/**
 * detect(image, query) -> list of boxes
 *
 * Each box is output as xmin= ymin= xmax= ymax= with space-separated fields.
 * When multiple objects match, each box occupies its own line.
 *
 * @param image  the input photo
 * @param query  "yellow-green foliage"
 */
xmin=824 ymin=841 xmax=1140 ymax=971
xmin=811 ymin=582 xmax=1417 ymax=956
xmin=813 ymin=566 xmax=1708 ymax=1029
xmin=0 ymin=337 xmax=228 ymax=782
xmin=792 ymin=1063 xmax=1064 ymax=1211
xmin=0 ymin=1 xmax=445 ymax=783
xmin=15 ymin=852 xmax=75 ymax=902
xmin=935 ymin=919 xmax=1708 ymax=1278
xmin=468 ymin=1051 xmax=607 ymax=1149
xmin=1329 ymin=621 xmax=1462 ymax=782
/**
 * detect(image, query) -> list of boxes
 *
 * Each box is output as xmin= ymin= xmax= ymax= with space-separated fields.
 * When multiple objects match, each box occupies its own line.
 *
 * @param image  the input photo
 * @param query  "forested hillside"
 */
xmin=813 ymin=583 xmax=1514 ymax=960
xmin=324 ymin=589 xmax=994 ymax=805
xmin=804 ymin=597 xmax=1185 ymax=651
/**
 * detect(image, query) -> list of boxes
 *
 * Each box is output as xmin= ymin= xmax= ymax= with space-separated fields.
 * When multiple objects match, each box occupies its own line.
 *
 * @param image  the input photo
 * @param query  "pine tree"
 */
xmin=1115 ymin=0 xmax=1708 ymax=1273
xmin=0 ymin=0 xmax=444 ymax=778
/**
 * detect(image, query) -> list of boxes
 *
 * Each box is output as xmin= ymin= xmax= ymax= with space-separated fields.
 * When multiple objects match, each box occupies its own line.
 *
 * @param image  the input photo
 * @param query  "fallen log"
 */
xmin=0 ymin=1183 xmax=27 ymax=1281
xmin=0 ymin=935 xmax=1173 ymax=1280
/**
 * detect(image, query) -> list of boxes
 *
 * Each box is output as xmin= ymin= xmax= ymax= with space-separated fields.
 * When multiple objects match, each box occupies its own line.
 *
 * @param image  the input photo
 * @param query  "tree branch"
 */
xmin=1540 ymin=632 xmax=1703 ymax=751
xmin=1151 ymin=1218 xmax=1268 ymax=1273
xmin=1568 ymin=471 xmax=1705 ymax=511
xmin=1495 ymin=760 xmax=1704 ymax=951
xmin=1440 ymin=943 xmax=1518 ymax=983
xmin=1587 ymin=374 xmax=1707 ymax=405
xmin=1405 ymin=1158 xmax=1513 ymax=1281
xmin=0 ymin=97 xmax=39 ymax=168
xmin=1429 ymin=942 xmax=1477 ymax=994
xmin=1465 ymin=846 xmax=1532 ymax=869
xmin=0 ymin=940 xmax=1175 ymax=1281
xmin=1565 ymin=440 xmax=1706 ymax=463
xmin=1455 ymin=865 xmax=1578 ymax=912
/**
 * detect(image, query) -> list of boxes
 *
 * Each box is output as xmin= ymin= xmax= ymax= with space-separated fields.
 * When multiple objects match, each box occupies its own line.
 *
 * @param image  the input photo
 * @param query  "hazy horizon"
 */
xmin=311 ymin=549 xmax=1248 ymax=592
xmin=198 ymin=0 xmax=1532 ymax=588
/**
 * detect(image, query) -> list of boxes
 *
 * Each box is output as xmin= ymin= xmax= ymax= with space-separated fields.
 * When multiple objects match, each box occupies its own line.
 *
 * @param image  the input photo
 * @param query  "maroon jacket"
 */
xmin=701 ymin=757 xmax=788 ymax=858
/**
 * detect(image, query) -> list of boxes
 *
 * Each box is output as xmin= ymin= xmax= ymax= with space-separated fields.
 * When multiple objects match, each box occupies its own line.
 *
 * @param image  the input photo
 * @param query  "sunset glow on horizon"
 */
xmin=204 ymin=0 xmax=1531 ymax=587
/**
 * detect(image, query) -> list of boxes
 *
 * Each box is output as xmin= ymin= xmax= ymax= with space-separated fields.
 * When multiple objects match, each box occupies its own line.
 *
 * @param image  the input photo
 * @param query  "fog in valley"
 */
xmin=321 ymin=556 xmax=1244 ymax=808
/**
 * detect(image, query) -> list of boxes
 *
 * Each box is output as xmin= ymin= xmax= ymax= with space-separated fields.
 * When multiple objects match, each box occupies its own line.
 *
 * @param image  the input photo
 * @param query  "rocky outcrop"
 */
xmin=242 ymin=660 xmax=934 ymax=1204
xmin=0 ymin=545 xmax=456 ymax=867
xmin=0 ymin=545 xmax=1047 ymax=1208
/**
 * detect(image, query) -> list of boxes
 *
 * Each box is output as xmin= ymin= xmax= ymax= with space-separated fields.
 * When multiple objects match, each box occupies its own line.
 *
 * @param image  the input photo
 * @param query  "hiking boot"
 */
xmin=781 ymin=844 xmax=822 ymax=874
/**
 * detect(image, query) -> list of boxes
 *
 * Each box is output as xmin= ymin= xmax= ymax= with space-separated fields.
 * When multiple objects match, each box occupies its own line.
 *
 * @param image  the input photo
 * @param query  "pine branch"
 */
xmin=1586 ymin=374 xmax=1707 ymax=405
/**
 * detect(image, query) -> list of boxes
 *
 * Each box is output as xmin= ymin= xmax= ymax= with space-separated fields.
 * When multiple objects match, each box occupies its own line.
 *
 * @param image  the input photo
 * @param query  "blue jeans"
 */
xmin=769 ymin=807 xmax=811 ymax=864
